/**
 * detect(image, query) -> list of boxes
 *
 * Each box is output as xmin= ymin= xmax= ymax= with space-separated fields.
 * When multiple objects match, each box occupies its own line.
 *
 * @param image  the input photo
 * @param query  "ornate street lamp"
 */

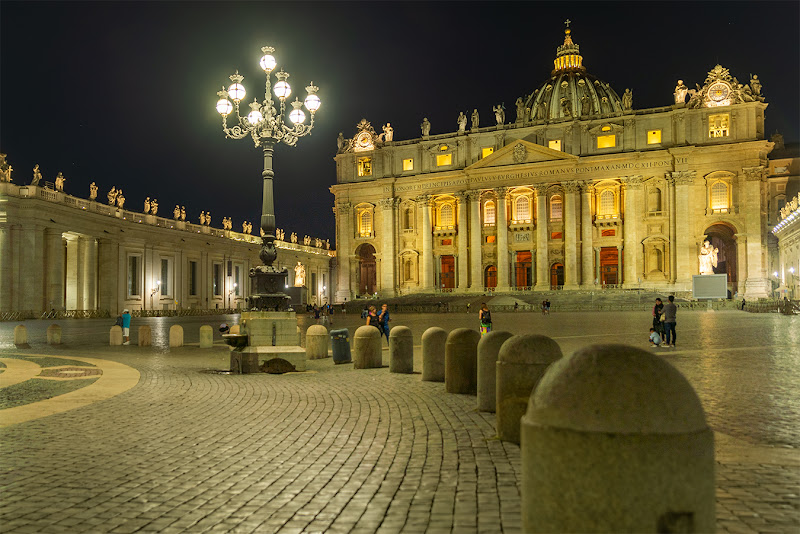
xmin=215 ymin=46 xmax=321 ymax=310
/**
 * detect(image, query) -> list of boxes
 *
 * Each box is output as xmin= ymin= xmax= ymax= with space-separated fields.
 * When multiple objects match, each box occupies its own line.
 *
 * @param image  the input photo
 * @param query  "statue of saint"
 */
xmin=294 ymin=262 xmax=306 ymax=287
xmin=382 ymin=123 xmax=394 ymax=142
xmin=698 ymin=239 xmax=718 ymax=275
xmin=291 ymin=232 xmax=298 ymax=243
xmin=144 ymin=197 xmax=151 ymax=214
xmin=107 ymin=186 xmax=117 ymax=205
xmin=421 ymin=117 xmax=431 ymax=136
xmin=199 ymin=211 xmax=206 ymax=225
xmin=0 ymin=154 xmax=12 ymax=183
xmin=492 ymin=104 xmax=505 ymax=125
xmin=749 ymin=74 xmax=762 ymax=96
xmin=89 ymin=182 xmax=98 ymax=200
xmin=337 ymin=132 xmax=344 ymax=151
xmin=116 ymin=191 xmax=125 ymax=209
xmin=174 ymin=205 xmax=181 ymax=220
xmin=206 ymin=212 xmax=211 ymax=226
xmin=622 ymin=88 xmax=633 ymax=111
xmin=515 ymin=97 xmax=525 ymax=123
xmin=243 ymin=221 xmax=248 ymax=233
xmin=580 ymin=94 xmax=592 ymax=116
xmin=674 ymin=80 xmax=688 ymax=104
xmin=457 ymin=112 xmax=467 ymax=133
xmin=560 ymin=97 xmax=571 ymax=117
xmin=325 ymin=239 xmax=330 ymax=250
xmin=471 ymin=109 xmax=479 ymax=129
xmin=31 ymin=164 xmax=42 ymax=186
xmin=150 ymin=199 xmax=158 ymax=215
xmin=180 ymin=206 xmax=186 ymax=221
xmin=536 ymin=101 xmax=547 ymax=120
xmin=54 ymin=172 xmax=65 ymax=191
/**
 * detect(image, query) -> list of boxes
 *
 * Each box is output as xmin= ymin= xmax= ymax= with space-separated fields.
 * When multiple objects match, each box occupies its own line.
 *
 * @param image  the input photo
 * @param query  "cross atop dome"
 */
xmin=554 ymin=20 xmax=584 ymax=74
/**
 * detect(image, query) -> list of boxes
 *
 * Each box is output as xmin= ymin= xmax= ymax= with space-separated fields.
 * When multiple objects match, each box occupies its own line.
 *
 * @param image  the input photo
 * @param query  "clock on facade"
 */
xmin=355 ymin=131 xmax=374 ymax=151
xmin=707 ymin=82 xmax=731 ymax=106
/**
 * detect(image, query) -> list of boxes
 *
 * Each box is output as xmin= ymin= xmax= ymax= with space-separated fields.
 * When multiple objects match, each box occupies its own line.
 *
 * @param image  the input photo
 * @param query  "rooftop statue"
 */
xmin=107 ymin=186 xmax=117 ymax=205
xmin=674 ymin=80 xmax=688 ymax=104
xmin=291 ymin=232 xmax=298 ymax=243
xmin=294 ymin=261 xmax=306 ymax=287
xmin=421 ymin=117 xmax=431 ymax=137
xmin=89 ymin=182 xmax=98 ymax=200
xmin=54 ymin=172 xmax=65 ymax=192
xmin=205 ymin=212 xmax=211 ymax=226
xmin=457 ymin=112 xmax=467 ymax=133
xmin=536 ymin=101 xmax=547 ymax=120
xmin=493 ymin=104 xmax=505 ymax=125
xmin=200 ymin=211 xmax=206 ymax=225
xmin=382 ymin=123 xmax=393 ymax=142
xmin=174 ymin=205 xmax=181 ymax=220
xmin=144 ymin=197 xmax=151 ymax=214
xmin=0 ymin=154 xmax=12 ymax=183
xmin=31 ymin=164 xmax=42 ymax=186
xmin=180 ymin=206 xmax=186 ymax=221
xmin=698 ymin=239 xmax=718 ymax=275
xmin=337 ymin=132 xmax=344 ymax=151
xmin=150 ymin=199 xmax=158 ymax=215
xmin=243 ymin=221 xmax=249 ymax=233
xmin=750 ymin=74 xmax=762 ymax=97
xmin=515 ymin=97 xmax=525 ymax=123
xmin=622 ymin=88 xmax=633 ymax=111
xmin=471 ymin=109 xmax=479 ymax=129
xmin=116 ymin=191 xmax=125 ymax=209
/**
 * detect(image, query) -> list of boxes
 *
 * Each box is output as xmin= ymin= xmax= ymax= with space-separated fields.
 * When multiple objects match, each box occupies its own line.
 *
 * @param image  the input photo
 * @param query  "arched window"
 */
xmin=550 ymin=195 xmax=562 ymax=220
xmin=484 ymin=200 xmax=496 ymax=225
xmin=599 ymin=190 xmax=615 ymax=216
xmin=404 ymin=258 xmax=413 ymax=280
xmin=439 ymin=203 xmax=454 ymax=227
xmin=515 ymin=196 xmax=531 ymax=221
xmin=359 ymin=210 xmax=372 ymax=237
xmin=648 ymin=187 xmax=662 ymax=213
xmin=711 ymin=182 xmax=729 ymax=211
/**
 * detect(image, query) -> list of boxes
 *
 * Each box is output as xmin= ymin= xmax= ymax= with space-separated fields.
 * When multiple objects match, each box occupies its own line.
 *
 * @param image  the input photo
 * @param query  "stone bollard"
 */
xmin=476 ymin=331 xmax=513 ymax=412
xmin=109 ymin=325 xmax=123 ymax=346
xmin=199 ymin=325 xmax=213 ymax=348
xmin=521 ymin=344 xmax=715 ymax=533
xmin=389 ymin=326 xmax=413 ymax=373
xmin=14 ymin=325 xmax=28 ymax=346
xmin=496 ymin=335 xmax=562 ymax=444
xmin=169 ymin=325 xmax=184 ymax=347
xmin=306 ymin=325 xmax=329 ymax=360
xmin=353 ymin=325 xmax=382 ymax=369
xmin=421 ymin=327 xmax=447 ymax=382
xmin=47 ymin=324 xmax=62 ymax=345
xmin=138 ymin=325 xmax=151 ymax=346
xmin=445 ymin=328 xmax=481 ymax=394
xmin=229 ymin=324 xmax=240 ymax=334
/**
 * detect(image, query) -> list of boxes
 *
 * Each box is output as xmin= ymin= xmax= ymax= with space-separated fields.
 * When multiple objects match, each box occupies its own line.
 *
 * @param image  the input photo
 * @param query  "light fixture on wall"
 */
xmin=150 ymin=280 xmax=160 ymax=311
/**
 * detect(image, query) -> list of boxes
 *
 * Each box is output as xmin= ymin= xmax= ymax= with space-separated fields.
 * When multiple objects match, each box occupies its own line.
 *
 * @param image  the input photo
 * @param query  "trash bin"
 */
xmin=330 ymin=328 xmax=352 ymax=364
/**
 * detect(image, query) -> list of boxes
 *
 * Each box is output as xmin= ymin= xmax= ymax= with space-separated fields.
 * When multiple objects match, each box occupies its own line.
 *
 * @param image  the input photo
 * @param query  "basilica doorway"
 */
xmin=600 ymin=247 xmax=619 ymax=286
xmin=484 ymin=265 xmax=497 ymax=289
xmin=356 ymin=244 xmax=377 ymax=295
xmin=550 ymin=263 xmax=564 ymax=288
xmin=440 ymin=255 xmax=455 ymax=290
xmin=703 ymin=223 xmax=738 ymax=285
xmin=515 ymin=251 xmax=532 ymax=288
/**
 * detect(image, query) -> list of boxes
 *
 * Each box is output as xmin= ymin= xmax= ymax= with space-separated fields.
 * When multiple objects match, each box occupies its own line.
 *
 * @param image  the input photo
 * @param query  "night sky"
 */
xmin=2 ymin=1 xmax=798 ymax=245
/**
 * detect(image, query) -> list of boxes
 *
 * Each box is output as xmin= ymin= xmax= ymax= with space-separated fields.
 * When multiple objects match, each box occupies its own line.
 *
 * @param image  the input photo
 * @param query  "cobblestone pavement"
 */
xmin=0 ymin=310 xmax=798 ymax=533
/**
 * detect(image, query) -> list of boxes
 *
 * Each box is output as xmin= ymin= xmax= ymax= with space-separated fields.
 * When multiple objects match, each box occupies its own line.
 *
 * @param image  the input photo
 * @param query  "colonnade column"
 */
xmin=468 ymin=191 xmax=483 ymax=291
xmin=0 ymin=226 xmax=12 ymax=312
xmin=495 ymin=187 xmax=510 ymax=290
xmin=45 ymin=228 xmax=65 ymax=312
xmin=741 ymin=166 xmax=770 ymax=297
xmin=379 ymin=197 xmax=397 ymax=297
xmin=534 ymin=188 xmax=549 ymax=290
xmin=98 ymin=238 xmax=119 ymax=314
xmin=622 ymin=176 xmax=643 ymax=288
xmin=581 ymin=184 xmax=594 ymax=287
xmin=673 ymin=171 xmax=695 ymax=287
xmin=563 ymin=181 xmax=580 ymax=289
xmin=82 ymin=237 xmax=98 ymax=310
xmin=419 ymin=195 xmax=434 ymax=291
xmin=20 ymin=225 xmax=45 ymax=312
xmin=456 ymin=191 xmax=469 ymax=291
xmin=335 ymin=202 xmax=352 ymax=303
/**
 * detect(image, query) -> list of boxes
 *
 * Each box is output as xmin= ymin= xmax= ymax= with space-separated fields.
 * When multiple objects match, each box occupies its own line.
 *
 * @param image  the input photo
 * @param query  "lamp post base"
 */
xmin=247 ymin=266 xmax=291 ymax=311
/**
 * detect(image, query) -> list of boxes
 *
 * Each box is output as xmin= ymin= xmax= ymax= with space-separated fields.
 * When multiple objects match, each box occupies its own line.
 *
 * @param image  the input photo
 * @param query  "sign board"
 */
xmin=692 ymin=274 xmax=728 ymax=299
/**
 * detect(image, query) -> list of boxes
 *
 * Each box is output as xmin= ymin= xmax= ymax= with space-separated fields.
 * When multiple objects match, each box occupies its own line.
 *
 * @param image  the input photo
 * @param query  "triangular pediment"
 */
xmin=466 ymin=139 xmax=578 ymax=170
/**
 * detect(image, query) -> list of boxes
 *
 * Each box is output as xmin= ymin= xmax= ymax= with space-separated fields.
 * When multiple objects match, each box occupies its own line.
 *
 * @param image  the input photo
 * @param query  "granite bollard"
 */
xmin=521 ymin=344 xmax=715 ymax=533
xmin=47 ymin=324 xmax=62 ymax=345
xmin=306 ymin=325 xmax=329 ymax=360
xmin=169 ymin=325 xmax=184 ymax=347
xmin=421 ymin=327 xmax=447 ymax=382
xmin=14 ymin=325 xmax=27 ymax=346
xmin=389 ymin=326 xmax=413 ymax=373
xmin=445 ymin=328 xmax=481 ymax=394
xmin=353 ymin=325 xmax=382 ymax=369
xmin=138 ymin=325 xmax=151 ymax=346
xmin=199 ymin=325 xmax=213 ymax=348
xmin=477 ymin=331 xmax=513 ymax=412
xmin=496 ymin=334 xmax=562 ymax=444
xmin=109 ymin=325 xmax=123 ymax=346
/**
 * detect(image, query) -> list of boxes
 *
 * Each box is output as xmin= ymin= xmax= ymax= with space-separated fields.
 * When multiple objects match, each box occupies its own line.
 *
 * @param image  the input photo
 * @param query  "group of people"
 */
xmin=649 ymin=296 xmax=678 ymax=348
xmin=365 ymin=304 xmax=391 ymax=344
xmin=540 ymin=300 xmax=551 ymax=315
xmin=311 ymin=303 xmax=335 ymax=325
xmin=113 ymin=309 xmax=132 ymax=345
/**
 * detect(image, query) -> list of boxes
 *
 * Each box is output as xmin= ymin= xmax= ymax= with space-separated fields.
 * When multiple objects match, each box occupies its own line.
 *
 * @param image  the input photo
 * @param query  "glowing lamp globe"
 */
xmin=289 ymin=108 xmax=306 ymax=124
xmin=304 ymin=93 xmax=321 ymax=112
xmin=247 ymin=109 xmax=263 ymax=125
xmin=274 ymin=80 xmax=291 ymax=100
xmin=228 ymin=83 xmax=246 ymax=102
xmin=216 ymin=98 xmax=233 ymax=116
xmin=260 ymin=53 xmax=276 ymax=72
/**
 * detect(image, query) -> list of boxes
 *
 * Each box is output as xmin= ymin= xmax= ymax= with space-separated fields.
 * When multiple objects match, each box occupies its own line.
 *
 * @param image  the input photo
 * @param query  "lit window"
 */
xmin=482 ymin=147 xmax=494 ymax=158
xmin=357 ymin=157 xmax=372 ymax=176
xmin=515 ymin=196 xmax=531 ymax=221
xmin=359 ymin=209 xmax=373 ymax=237
xmin=484 ymin=200 xmax=496 ymax=225
xmin=711 ymin=182 xmax=729 ymax=211
xmin=548 ymin=140 xmax=562 ymax=151
xmin=647 ymin=130 xmax=662 ymax=144
xmin=403 ymin=158 xmax=414 ymax=171
xmin=599 ymin=190 xmax=615 ymax=216
xmin=709 ymin=114 xmax=729 ymax=138
xmin=437 ymin=154 xmax=452 ymax=166
xmin=439 ymin=204 xmax=454 ymax=227
xmin=597 ymin=134 xmax=616 ymax=148
xmin=550 ymin=195 xmax=563 ymax=220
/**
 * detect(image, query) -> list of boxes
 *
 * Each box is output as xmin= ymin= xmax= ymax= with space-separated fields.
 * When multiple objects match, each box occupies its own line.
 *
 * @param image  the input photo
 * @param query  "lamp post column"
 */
xmin=260 ymin=142 xmax=277 ymax=266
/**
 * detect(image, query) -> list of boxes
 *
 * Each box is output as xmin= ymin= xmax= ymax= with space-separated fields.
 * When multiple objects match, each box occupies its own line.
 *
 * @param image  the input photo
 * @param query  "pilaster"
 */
xmin=563 ymin=181 xmax=580 ymax=289
xmin=379 ymin=197 xmax=398 ymax=297
xmin=45 ymin=228 xmax=65 ymax=311
xmin=335 ymin=201 xmax=352 ymax=303
xmin=741 ymin=166 xmax=770 ymax=298
xmin=419 ymin=195 xmax=434 ymax=291
xmin=672 ymin=170 xmax=696 ymax=286
xmin=468 ymin=190 xmax=483 ymax=290
xmin=621 ymin=175 xmax=644 ymax=288
xmin=581 ymin=184 xmax=594 ymax=287
xmin=495 ymin=187 xmax=510 ymax=290
xmin=534 ymin=187 xmax=549 ymax=290
xmin=456 ymin=191 xmax=470 ymax=291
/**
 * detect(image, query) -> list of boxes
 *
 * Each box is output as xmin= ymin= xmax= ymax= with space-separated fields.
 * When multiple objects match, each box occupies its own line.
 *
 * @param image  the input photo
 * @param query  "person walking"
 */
xmin=479 ymin=303 xmax=492 ymax=337
xmin=378 ymin=303 xmax=391 ymax=345
xmin=121 ymin=309 xmax=131 ymax=345
xmin=662 ymin=295 xmax=678 ymax=347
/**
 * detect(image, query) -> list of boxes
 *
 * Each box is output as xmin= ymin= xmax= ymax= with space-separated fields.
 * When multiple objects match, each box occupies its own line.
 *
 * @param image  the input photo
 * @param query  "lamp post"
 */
xmin=215 ymin=46 xmax=320 ymax=311
xmin=150 ymin=280 xmax=160 ymax=313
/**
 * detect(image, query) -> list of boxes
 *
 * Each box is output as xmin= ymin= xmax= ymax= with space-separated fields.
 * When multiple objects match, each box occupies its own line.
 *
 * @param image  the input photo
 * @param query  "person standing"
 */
xmin=366 ymin=305 xmax=381 ymax=332
xmin=378 ymin=303 xmax=391 ymax=345
xmin=662 ymin=295 xmax=678 ymax=347
xmin=121 ymin=309 xmax=131 ymax=345
xmin=652 ymin=298 xmax=664 ymax=336
xmin=479 ymin=303 xmax=492 ymax=337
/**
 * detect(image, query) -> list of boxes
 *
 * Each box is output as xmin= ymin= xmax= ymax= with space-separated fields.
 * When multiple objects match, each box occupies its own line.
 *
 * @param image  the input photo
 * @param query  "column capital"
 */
xmin=533 ymin=183 xmax=553 ymax=196
xmin=466 ymin=189 xmax=482 ymax=202
xmin=582 ymin=182 xmax=596 ymax=194
xmin=454 ymin=190 xmax=469 ymax=203
xmin=415 ymin=194 xmax=433 ymax=206
xmin=378 ymin=197 xmax=399 ymax=210
xmin=669 ymin=170 xmax=696 ymax=185
xmin=741 ymin=166 xmax=766 ymax=182
xmin=620 ymin=175 xmax=645 ymax=189
xmin=493 ymin=186 xmax=510 ymax=199
xmin=336 ymin=201 xmax=352 ymax=214
xmin=563 ymin=180 xmax=582 ymax=193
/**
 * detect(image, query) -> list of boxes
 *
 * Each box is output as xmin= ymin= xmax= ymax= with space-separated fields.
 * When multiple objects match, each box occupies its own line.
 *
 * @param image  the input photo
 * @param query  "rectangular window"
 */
xmin=189 ymin=261 xmax=198 ymax=296
xmin=234 ymin=265 xmax=241 ymax=296
xmin=481 ymin=147 xmax=494 ymax=158
xmin=357 ymin=157 xmax=372 ymax=176
xmin=311 ymin=272 xmax=317 ymax=296
xmin=548 ymin=140 xmax=562 ymax=151
xmin=213 ymin=263 xmax=222 ymax=296
xmin=486 ymin=235 xmax=496 ymax=244
xmin=550 ymin=232 xmax=563 ymax=240
xmin=127 ymin=256 xmax=140 ymax=297
xmin=708 ymin=114 xmax=729 ymax=138
xmin=647 ymin=130 xmax=662 ymax=144
xmin=436 ymin=154 xmax=452 ymax=166
xmin=402 ymin=158 xmax=414 ymax=171
xmin=597 ymin=134 xmax=616 ymax=148
xmin=160 ymin=259 xmax=170 ymax=296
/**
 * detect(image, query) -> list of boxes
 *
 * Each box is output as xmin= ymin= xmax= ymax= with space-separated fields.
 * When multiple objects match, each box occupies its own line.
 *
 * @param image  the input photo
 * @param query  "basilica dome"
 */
xmin=524 ymin=26 xmax=624 ymax=122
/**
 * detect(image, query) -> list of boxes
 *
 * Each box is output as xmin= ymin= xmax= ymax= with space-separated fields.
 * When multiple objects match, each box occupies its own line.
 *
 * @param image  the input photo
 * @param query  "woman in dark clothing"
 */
xmin=479 ymin=303 xmax=492 ymax=337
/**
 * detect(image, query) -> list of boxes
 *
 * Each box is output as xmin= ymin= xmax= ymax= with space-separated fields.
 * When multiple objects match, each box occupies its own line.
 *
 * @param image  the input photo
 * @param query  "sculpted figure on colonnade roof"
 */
xmin=200 ymin=211 xmax=206 ymax=225
xmin=116 ymin=191 xmax=125 ymax=208
xmin=622 ymin=88 xmax=633 ymax=111
xmin=174 ymin=205 xmax=180 ymax=219
xmin=493 ymin=104 xmax=505 ymax=125
xmin=382 ymin=123 xmax=393 ymax=142
xmin=107 ymin=186 xmax=117 ymax=205
xmin=89 ymin=182 xmax=98 ymax=200
xmin=180 ymin=206 xmax=186 ymax=221
xmin=471 ymin=109 xmax=479 ymax=129
xmin=144 ymin=197 xmax=151 ymax=214
xmin=674 ymin=80 xmax=688 ymax=104
xmin=31 ymin=164 xmax=42 ymax=186
xmin=0 ymin=154 xmax=12 ymax=182
xmin=421 ymin=117 xmax=431 ymax=137
xmin=457 ymin=112 xmax=467 ymax=133
xmin=150 ymin=199 xmax=158 ymax=215
xmin=515 ymin=97 xmax=525 ymax=123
